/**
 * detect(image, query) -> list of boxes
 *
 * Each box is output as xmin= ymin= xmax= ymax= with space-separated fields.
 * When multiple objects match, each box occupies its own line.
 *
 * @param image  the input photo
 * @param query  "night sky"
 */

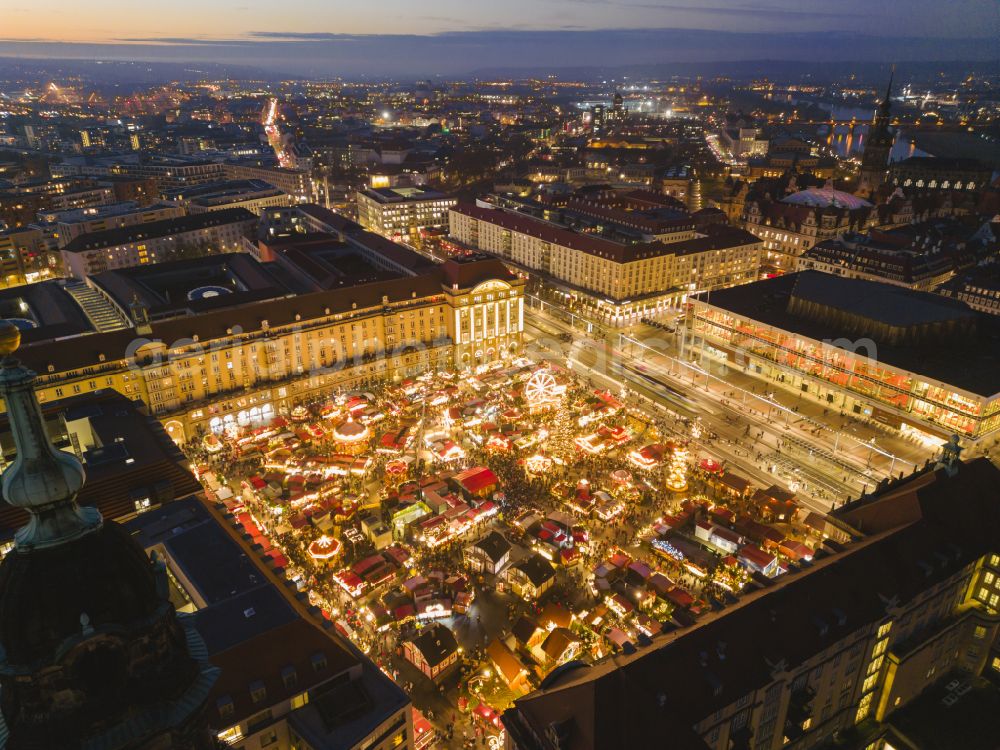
xmin=2 ymin=0 xmax=997 ymax=76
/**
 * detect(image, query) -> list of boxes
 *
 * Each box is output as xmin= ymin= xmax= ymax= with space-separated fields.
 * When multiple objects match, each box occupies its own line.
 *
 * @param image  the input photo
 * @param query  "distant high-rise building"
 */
xmin=857 ymin=74 xmax=895 ymax=197
xmin=607 ymin=92 xmax=627 ymax=126
xmin=0 ymin=321 xmax=218 ymax=748
xmin=591 ymin=104 xmax=606 ymax=133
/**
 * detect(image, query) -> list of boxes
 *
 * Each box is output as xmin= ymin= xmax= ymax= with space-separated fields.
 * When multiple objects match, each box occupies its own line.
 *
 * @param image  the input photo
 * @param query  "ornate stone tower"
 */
xmin=0 ymin=321 xmax=218 ymax=749
xmin=857 ymin=72 xmax=895 ymax=198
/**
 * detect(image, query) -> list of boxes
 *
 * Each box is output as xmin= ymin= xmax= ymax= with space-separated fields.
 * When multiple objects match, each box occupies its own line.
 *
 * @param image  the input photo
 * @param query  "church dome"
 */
xmin=782 ymin=187 xmax=872 ymax=210
xmin=0 ymin=521 xmax=162 ymax=667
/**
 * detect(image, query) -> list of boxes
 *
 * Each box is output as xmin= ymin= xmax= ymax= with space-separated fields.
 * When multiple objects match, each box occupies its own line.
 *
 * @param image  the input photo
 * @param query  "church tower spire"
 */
xmin=0 ymin=323 xmax=99 ymax=549
xmin=0 ymin=320 xmax=218 ymax=749
xmin=856 ymin=68 xmax=896 ymax=198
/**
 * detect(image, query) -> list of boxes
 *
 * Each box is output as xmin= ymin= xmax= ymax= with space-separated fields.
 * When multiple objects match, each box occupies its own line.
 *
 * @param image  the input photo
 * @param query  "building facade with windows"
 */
xmin=686 ymin=271 xmax=1000 ymax=444
xmin=742 ymin=188 xmax=875 ymax=275
xmin=449 ymin=203 xmax=761 ymax=324
xmin=10 ymin=231 xmax=523 ymax=445
xmin=794 ymin=226 xmax=972 ymax=291
xmin=59 ymin=207 xmax=258 ymax=278
xmin=356 ymin=186 xmax=457 ymax=245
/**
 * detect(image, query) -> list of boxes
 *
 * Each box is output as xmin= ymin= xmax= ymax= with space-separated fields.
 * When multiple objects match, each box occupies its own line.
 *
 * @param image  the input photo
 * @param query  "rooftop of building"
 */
xmin=0 ymin=389 xmax=202 ymax=539
xmin=346 ymin=228 xmax=439 ymax=275
xmin=295 ymin=203 xmax=365 ymax=235
xmin=883 ymin=674 xmax=1000 ymax=750
xmin=440 ymin=253 xmax=518 ymax=290
xmin=782 ymin=187 xmax=872 ymax=210
xmin=270 ymin=234 xmax=406 ymax=291
xmin=37 ymin=200 xmax=162 ymax=224
xmin=938 ymin=259 xmax=1000 ymax=296
xmin=124 ymin=497 xmax=395 ymax=734
xmin=163 ymin=179 xmax=286 ymax=205
xmin=287 ymin=657 xmax=411 ymax=750
xmin=0 ymin=279 xmax=94 ymax=343
xmin=12 ymin=269 xmax=451 ymax=376
xmin=361 ymin=185 xmax=453 ymax=204
xmin=694 ymin=271 xmax=1000 ymax=396
xmin=454 ymin=203 xmax=754 ymax=264
xmin=504 ymin=458 xmax=1000 ymax=750
xmin=893 ymin=155 xmax=993 ymax=172
xmin=803 ymin=222 xmax=978 ymax=280
xmin=470 ymin=530 xmax=512 ymax=563
xmin=407 ymin=622 xmax=458 ymax=668
xmin=89 ymin=251 xmax=290 ymax=319
xmin=61 ymin=207 xmax=257 ymax=253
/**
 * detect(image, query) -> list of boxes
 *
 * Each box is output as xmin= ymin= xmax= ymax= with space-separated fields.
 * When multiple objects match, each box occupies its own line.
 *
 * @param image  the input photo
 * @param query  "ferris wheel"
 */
xmin=525 ymin=369 xmax=561 ymax=407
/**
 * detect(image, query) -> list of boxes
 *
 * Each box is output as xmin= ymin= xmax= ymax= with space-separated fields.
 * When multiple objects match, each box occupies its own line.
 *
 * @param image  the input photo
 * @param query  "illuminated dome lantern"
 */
xmin=332 ymin=416 xmax=370 ymax=455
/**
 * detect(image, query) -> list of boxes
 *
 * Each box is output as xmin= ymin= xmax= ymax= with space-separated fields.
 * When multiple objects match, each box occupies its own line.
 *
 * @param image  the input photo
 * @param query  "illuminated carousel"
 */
xmin=332 ymin=417 xmax=370 ymax=455
xmin=307 ymin=535 xmax=342 ymax=563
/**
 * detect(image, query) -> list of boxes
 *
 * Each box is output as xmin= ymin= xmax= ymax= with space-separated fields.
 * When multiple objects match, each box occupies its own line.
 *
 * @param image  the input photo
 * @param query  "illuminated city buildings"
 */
xmin=856 ymin=76 xmax=896 ymax=199
xmin=742 ymin=187 xmax=875 ymax=275
xmin=165 ymin=179 xmax=294 ymax=216
xmin=40 ymin=200 xmax=185 ymax=247
xmin=356 ymin=186 xmax=457 ymax=245
xmin=687 ymin=271 xmax=1000 ymax=444
xmin=936 ymin=259 xmax=1000 ymax=316
xmin=888 ymin=157 xmax=992 ymax=195
xmin=4 ymin=208 xmax=523 ymax=444
xmin=795 ymin=219 xmax=988 ymax=291
xmin=449 ymin=201 xmax=762 ymax=324
xmin=59 ymin=207 xmax=258 ymax=278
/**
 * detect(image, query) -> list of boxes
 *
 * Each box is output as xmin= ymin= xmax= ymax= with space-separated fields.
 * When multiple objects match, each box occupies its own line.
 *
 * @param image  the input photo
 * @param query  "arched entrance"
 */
xmin=163 ymin=420 xmax=185 ymax=446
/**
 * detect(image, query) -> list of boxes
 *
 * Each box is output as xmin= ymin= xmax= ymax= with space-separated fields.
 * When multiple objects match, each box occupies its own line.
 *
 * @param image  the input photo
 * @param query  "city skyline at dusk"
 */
xmin=1 ymin=1 xmax=998 ymax=76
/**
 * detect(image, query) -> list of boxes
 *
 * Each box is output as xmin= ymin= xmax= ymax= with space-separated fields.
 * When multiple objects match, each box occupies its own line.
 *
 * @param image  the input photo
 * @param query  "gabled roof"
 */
xmin=513 ymin=554 xmax=557 ymax=588
xmin=408 ymin=623 xmax=458 ymax=668
xmin=470 ymin=531 xmax=512 ymax=564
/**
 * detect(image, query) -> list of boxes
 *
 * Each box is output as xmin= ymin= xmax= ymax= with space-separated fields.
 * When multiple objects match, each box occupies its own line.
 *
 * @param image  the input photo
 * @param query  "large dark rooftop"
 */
xmin=62 ymin=207 xmax=256 ymax=254
xmin=695 ymin=271 xmax=1000 ymax=396
xmin=0 ymin=279 xmax=93 ymax=343
xmin=89 ymin=252 xmax=290 ymax=318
